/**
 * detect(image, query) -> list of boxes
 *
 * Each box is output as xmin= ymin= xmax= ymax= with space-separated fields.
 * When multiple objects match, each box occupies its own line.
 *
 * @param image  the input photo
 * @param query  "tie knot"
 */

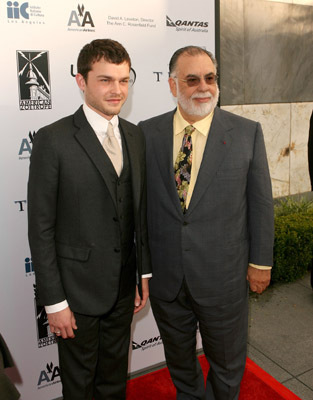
xmin=106 ymin=122 xmax=115 ymax=137
xmin=185 ymin=125 xmax=195 ymax=136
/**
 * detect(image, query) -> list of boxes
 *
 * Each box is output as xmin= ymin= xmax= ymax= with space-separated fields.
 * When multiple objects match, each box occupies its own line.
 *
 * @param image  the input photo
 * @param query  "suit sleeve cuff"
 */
xmin=45 ymin=300 xmax=69 ymax=314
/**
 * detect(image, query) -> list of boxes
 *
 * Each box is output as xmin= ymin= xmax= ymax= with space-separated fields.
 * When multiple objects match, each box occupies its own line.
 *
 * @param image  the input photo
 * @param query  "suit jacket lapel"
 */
xmin=188 ymin=108 xmax=233 ymax=214
xmin=73 ymin=106 xmax=118 ymax=208
xmin=151 ymin=110 xmax=182 ymax=213
xmin=119 ymin=118 xmax=141 ymax=213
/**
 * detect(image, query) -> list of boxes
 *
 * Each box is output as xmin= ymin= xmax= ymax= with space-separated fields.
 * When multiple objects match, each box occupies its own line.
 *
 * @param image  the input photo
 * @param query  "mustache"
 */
xmin=191 ymin=92 xmax=213 ymax=99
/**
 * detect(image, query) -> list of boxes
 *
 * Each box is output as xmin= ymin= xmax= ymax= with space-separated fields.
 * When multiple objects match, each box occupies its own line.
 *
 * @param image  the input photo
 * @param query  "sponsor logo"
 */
xmin=130 ymin=68 xmax=136 ymax=86
xmin=18 ymin=131 xmax=35 ymax=160
xmin=132 ymin=335 xmax=162 ymax=351
xmin=7 ymin=1 xmax=45 ymax=24
xmin=106 ymin=15 xmax=156 ymax=29
xmin=7 ymin=1 xmax=29 ymax=19
xmin=34 ymin=285 xmax=57 ymax=348
xmin=67 ymin=4 xmax=95 ymax=32
xmin=37 ymin=361 xmax=61 ymax=389
xmin=25 ymin=256 xmax=34 ymax=276
xmin=35 ymin=305 xmax=57 ymax=348
xmin=14 ymin=200 xmax=26 ymax=211
xmin=166 ymin=15 xmax=208 ymax=32
xmin=153 ymin=71 xmax=164 ymax=82
xmin=17 ymin=51 xmax=51 ymax=111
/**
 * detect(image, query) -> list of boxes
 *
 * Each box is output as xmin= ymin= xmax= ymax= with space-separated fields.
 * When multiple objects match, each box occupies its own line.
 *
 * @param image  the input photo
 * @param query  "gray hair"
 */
xmin=169 ymin=46 xmax=217 ymax=77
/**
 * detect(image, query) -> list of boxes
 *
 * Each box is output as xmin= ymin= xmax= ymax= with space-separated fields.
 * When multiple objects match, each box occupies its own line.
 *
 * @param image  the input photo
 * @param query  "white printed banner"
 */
xmin=0 ymin=1 xmax=215 ymax=398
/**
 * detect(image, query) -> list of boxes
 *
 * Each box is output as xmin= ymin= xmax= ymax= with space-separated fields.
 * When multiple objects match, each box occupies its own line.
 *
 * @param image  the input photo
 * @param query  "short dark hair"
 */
xmin=169 ymin=46 xmax=217 ymax=76
xmin=77 ymin=39 xmax=131 ymax=81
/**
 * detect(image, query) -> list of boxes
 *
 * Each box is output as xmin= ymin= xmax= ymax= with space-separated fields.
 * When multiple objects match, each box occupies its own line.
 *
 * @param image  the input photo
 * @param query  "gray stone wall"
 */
xmin=219 ymin=0 xmax=313 ymax=196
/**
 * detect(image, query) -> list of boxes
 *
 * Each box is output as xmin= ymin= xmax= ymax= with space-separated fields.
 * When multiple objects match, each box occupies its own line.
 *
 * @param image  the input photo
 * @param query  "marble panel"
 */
xmin=289 ymin=102 xmax=313 ymax=194
xmin=266 ymin=1 xmax=313 ymax=5
xmin=219 ymin=0 xmax=245 ymax=105
xmin=221 ymin=103 xmax=291 ymax=197
xmin=220 ymin=0 xmax=313 ymax=105
xmin=243 ymin=0 xmax=313 ymax=104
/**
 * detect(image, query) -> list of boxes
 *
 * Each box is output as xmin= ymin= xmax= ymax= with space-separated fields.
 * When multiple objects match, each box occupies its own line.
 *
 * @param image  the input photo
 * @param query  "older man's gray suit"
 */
xmin=139 ymin=107 xmax=274 ymax=400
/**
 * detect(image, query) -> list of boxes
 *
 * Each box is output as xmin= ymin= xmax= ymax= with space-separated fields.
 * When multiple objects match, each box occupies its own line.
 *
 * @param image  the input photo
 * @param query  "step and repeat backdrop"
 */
xmin=0 ymin=1 xmax=215 ymax=398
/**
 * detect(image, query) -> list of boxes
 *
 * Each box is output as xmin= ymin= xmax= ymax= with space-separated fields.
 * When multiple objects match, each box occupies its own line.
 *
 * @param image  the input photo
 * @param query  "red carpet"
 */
xmin=127 ymin=355 xmax=301 ymax=400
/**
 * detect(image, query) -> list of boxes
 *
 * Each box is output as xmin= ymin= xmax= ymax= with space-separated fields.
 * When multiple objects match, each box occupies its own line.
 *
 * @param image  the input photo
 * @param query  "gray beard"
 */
xmin=177 ymin=86 xmax=219 ymax=118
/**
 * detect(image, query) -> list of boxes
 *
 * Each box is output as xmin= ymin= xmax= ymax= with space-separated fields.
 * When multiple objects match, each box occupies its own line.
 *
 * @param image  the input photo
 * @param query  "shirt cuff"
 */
xmin=249 ymin=263 xmax=272 ymax=270
xmin=142 ymin=273 xmax=152 ymax=279
xmin=45 ymin=300 xmax=69 ymax=314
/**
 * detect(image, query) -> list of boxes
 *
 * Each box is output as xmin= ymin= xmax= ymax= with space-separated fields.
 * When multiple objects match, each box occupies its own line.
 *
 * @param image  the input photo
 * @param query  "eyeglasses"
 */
xmin=174 ymin=74 xmax=218 ymax=87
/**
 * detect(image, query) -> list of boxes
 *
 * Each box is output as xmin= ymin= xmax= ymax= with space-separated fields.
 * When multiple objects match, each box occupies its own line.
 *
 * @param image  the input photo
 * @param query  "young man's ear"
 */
xmin=76 ymin=73 xmax=86 ymax=92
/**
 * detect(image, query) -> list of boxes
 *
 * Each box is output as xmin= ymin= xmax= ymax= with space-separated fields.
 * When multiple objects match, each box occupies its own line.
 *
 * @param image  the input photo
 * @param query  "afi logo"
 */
xmin=7 ymin=1 xmax=29 ymax=19
xmin=68 ymin=4 xmax=94 ymax=27
xmin=37 ymin=362 xmax=61 ymax=387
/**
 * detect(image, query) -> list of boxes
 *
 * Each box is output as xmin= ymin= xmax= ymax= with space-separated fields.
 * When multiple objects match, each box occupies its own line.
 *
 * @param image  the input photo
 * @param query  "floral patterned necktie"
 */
xmin=174 ymin=125 xmax=195 ymax=212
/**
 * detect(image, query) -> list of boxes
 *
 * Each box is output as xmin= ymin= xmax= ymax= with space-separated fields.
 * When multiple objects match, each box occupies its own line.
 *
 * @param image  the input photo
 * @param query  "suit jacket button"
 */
xmin=114 ymin=248 xmax=121 ymax=253
xmin=113 ymin=217 xmax=118 ymax=222
xmin=183 ymin=221 xmax=188 ymax=226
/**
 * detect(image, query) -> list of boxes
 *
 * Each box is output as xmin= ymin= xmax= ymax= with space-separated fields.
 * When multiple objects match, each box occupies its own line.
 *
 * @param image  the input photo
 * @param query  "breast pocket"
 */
xmin=216 ymin=167 xmax=246 ymax=179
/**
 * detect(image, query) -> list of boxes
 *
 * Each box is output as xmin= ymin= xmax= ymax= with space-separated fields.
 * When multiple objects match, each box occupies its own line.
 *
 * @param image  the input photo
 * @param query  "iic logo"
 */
xmin=25 ymin=257 xmax=34 ymax=276
xmin=68 ymin=4 xmax=95 ymax=29
xmin=7 ymin=1 xmax=29 ymax=19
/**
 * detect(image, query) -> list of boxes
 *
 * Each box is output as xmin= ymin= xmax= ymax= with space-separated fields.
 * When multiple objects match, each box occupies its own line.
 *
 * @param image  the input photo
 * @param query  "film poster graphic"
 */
xmin=34 ymin=284 xmax=56 ymax=348
xmin=17 ymin=50 xmax=51 ymax=111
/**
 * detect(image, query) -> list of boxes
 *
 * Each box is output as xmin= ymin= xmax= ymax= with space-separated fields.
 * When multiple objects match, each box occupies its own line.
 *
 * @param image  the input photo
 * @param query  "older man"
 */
xmin=139 ymin=46 xmax=274 ymax=400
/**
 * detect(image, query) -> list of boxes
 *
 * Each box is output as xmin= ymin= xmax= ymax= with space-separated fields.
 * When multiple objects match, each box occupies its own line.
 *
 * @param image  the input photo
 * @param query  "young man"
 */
xmin=28 ymin=39 xmax=151 ymax=400
xmin=139 ymin=46 xmax=274 ymax=400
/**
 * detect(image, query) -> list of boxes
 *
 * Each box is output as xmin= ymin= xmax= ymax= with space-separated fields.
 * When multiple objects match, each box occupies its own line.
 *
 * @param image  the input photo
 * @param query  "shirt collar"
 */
xmin=83 ymin=103 xmax=119 ymax=134
xmin=174 ymin=106 xmax=214 ymax=137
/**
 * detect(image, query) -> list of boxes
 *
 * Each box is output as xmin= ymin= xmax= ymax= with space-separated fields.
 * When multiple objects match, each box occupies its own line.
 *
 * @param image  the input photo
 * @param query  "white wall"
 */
xmin=0 ymin=1 xmax=215 ymax=398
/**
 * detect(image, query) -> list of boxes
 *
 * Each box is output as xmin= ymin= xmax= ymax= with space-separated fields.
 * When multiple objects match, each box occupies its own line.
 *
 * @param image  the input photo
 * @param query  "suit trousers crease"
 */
xmin=58 ymin=272 xmax=136 ymax=400
xmin=150 ymin=279 xmax=248 ymax=400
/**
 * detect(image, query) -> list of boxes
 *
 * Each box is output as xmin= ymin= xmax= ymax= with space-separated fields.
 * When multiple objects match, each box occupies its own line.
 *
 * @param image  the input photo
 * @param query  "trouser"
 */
xmin=57 ymin=291 xmax=135 ymax=400
xmin=150 ymin=280 xmax=248 ymax=400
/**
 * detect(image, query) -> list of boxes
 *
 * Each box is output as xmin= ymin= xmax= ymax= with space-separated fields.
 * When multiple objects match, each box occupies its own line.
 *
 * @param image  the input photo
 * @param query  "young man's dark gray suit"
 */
xmin=28 ymin=39 xmax=151 ymax=400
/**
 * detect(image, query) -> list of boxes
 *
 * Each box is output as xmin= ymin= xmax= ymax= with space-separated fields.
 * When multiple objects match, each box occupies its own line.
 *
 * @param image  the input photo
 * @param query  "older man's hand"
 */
xmin=247 ymin=266 xmax=271 ymax=294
